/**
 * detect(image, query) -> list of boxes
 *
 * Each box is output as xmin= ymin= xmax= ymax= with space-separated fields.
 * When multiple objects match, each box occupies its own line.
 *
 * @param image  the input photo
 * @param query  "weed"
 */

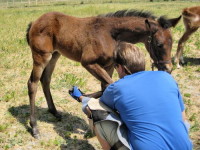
xmin=175 ymin=73 xmax=181 ymax=78
xmin=1 ymin=91 xmax=15 ymax=102
xmin=184 ymin=93 xmax=191 ymax=98
xmin=53 ymin=137 xmax=64 ymax=146
xmin=184 ymin=99 xmax=193 ymax=107
xmin=84 ymin=130 xmax=94 ymax=139
xmin=36 ymin=97 xmax=45 ymax=106
xmin=184 ymin=45 xmax=191 ymax=56
xmin=40 ymin=141 xmax=45 ymax=146
xmin=4 ymin=145 xmax=11 ymax=150
xmin=0 ymin=124 xmax=9 ymax=132
xmin=183 ymin=65 xmax=192 ymax=73
xmin=0 ymin=80 xmax=4 ymax=87
xmin=175 ymin=25 xmax=184 ymax=33
xmin=189 ymin=113 xmax=197 ymax=122
xmin=188 ymin=75 xmax=194 ymax=80
xmin=194 ymin=41 xmax=200 ymax=49
xmin=190 ymin=120 xmax=200 ymax=132
xmin=55 ymin=72 xmax=86 ymax=89
xmin=21 ymin=88 xmax=28 ymax=97
xmin=65 ymin=131 xmax=72 ymax=139
xmin=64 ymin=124 xmax=73 ymax=131
xmin=196 ymin=67 xmax=200 ymax=72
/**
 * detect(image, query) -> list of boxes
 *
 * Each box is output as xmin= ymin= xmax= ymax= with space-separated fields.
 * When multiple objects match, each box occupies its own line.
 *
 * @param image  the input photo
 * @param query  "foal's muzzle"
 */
xmin=152 ymin=60 xmax=172 ymax=73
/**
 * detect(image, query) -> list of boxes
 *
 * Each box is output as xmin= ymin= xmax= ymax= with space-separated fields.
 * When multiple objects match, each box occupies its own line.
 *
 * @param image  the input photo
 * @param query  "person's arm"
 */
xmin=182 ymin=111 xmax=186 ymax=121
xmin=68 ymin=86 xmax=92 ymax=117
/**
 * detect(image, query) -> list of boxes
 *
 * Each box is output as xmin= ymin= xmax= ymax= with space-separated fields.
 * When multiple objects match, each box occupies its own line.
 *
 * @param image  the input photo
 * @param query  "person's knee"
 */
xmin=95 ymin=121 xmax=118 ymax=144
xmin=95 ymin=121 xmax=129 ymax=150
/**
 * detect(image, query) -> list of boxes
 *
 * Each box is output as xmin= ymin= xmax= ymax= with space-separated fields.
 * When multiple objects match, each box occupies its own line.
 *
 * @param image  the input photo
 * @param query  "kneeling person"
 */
xmin=69 ymin=42 xmax=192 ymax=150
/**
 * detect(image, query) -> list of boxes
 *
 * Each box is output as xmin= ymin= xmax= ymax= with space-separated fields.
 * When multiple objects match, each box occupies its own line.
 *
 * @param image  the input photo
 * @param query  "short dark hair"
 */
xmin=113 ymin=42 xmax=145 ymax=74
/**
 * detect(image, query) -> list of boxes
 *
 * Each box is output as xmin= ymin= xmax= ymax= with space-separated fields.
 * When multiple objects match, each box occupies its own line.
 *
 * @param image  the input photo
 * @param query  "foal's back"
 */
xmin=29 ymin=12 xmax=115 ymax=63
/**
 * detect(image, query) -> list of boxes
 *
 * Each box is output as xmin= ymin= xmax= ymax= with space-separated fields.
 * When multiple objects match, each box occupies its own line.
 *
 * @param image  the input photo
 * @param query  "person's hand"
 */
xmin=68 ymin=86 xmax=83 ymax=102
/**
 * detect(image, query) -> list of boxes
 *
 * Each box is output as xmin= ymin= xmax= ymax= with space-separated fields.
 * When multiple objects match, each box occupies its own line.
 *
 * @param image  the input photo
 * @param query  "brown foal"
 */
xmin=174 ymin=6 xmax=200 ymax=68
xmin=26 ymin=10 xmax=180 ymax=138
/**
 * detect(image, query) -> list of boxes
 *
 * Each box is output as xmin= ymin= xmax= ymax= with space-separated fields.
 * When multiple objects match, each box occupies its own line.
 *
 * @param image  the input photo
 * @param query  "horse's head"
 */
xmin=145 ymin=16 xmax=181 ymax=73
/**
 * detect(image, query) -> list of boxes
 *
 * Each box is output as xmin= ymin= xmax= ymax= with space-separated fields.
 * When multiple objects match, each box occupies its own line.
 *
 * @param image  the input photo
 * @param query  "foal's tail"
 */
xmin=26 ymin=22 xmax=32 ymax=45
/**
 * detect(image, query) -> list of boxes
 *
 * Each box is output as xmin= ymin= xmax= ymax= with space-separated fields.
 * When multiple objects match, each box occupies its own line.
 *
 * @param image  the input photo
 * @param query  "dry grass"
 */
xmin=0 ymin=1 xmax=200 ymax=150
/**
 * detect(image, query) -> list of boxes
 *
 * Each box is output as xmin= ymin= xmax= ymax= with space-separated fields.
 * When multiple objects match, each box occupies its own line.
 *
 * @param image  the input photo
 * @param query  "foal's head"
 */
xmin=107 ymin=10 xmax=181 ymax=73
xmin=145 ymin=16 xmax=181 ymax=73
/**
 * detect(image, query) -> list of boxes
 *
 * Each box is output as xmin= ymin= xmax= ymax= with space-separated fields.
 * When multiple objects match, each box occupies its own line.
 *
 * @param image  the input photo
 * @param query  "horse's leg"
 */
xmin=95 ymin=65 xmax=115 ymax=98
xmin=40 ymin=51 xmax=61 ymax=119
xmin=28 ymin=52 xmax=52 ymax=139
xmin=82 ymin=63 xmax=114 ymax=98
xmin=101 ymin=65 xmax=115 ymax=92
xmin=175 ymin=27 xmax=198 ymax=68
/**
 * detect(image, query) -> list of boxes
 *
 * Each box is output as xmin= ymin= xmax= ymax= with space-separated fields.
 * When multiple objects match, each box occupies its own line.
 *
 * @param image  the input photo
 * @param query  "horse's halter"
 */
xmin=114 ymin=63 xmax=132 ymax=75
xmin=147 ymin=31 xmax=171 ymax=71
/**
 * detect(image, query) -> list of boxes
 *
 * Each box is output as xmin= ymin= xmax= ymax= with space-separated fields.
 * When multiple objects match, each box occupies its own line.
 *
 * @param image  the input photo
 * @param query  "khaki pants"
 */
xmin=87 ymin=98 xmax=130 ymax=150
xmin=93 ymin=120 xmax=129 ymax=150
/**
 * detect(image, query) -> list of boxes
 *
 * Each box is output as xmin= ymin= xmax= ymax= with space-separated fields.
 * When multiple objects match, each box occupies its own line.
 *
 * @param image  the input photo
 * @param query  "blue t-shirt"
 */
xmin=100 ymin=71 xmax=192 ymax=150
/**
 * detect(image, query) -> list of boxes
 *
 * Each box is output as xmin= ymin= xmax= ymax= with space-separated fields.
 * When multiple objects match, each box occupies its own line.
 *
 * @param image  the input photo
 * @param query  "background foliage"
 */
xmin=0 ymin=0 xmax=199 ymax=8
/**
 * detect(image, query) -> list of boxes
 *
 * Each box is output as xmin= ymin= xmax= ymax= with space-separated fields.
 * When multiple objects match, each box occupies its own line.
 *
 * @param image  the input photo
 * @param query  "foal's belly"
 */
xmin=57 ymin=47 xmax=82 ymax=62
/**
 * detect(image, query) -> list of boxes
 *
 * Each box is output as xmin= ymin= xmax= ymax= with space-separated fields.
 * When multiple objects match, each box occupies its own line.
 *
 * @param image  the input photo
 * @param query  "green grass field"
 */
xmin=0 ymin=1 xmax=200 ymax=150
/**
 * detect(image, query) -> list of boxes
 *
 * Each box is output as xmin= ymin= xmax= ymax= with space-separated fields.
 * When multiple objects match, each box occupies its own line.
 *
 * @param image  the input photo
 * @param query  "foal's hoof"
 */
xmin=33 ymin=133 xmax=40 ymax=139
xmin=177 ymin=64 xmax=181 ymax=69
xmin=49 ymin=110 xmax=62 ymax=121
xmin=54 ymin=113 xmax=62 ymax=121
xmin=32 ymin=128 xmax=40 ymax=139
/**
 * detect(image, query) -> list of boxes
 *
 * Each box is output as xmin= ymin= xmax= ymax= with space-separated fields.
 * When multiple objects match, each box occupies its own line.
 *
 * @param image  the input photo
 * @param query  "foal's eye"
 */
xmin=157 ymin=43 xmax=163 ymax=48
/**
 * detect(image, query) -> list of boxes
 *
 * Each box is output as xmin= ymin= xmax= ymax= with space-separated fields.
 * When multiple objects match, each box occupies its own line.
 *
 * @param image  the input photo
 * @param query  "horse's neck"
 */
xmin=107 ymin=17 xmax=150 ymax=43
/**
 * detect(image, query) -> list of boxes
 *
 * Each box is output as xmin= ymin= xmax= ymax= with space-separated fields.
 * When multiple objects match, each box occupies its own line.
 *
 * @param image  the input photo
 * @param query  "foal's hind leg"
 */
xmin=28 ymin=52 xmax=52 ymax=138
xmin=40 ymin=52 xmax=61 ymax=119
xmin=174 ymin=27 xmax=198 ymax=68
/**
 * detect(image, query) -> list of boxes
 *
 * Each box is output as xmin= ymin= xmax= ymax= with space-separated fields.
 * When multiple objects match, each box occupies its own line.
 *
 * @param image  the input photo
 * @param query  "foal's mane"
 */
xmin=100 ymin=9 xmax=172 ymax=29
xmin=100 ymin=9 xmax=157 ymax=20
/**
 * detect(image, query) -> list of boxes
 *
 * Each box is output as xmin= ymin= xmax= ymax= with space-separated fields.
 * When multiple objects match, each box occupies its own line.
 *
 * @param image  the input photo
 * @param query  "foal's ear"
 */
xmin=145 ymin=19 xmax=157 ymax=34
xmin=158 ymin=16 xmax=181 ymax=29
xmin=167 ymin=15 xmax=182 ymax=28
xmin=145 ymin=19 xmax=151 ymax=30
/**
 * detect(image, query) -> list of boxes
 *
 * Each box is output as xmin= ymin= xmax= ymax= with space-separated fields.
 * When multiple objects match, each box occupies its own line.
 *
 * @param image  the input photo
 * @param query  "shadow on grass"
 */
xmin=182 ymin=57 xmax=200 ymax=66
xmin=8 ymin=105 xmax=95 ymax=150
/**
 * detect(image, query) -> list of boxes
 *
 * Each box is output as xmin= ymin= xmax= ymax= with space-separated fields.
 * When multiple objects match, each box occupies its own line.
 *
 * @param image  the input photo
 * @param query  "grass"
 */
xmin=0 ymin=1 xmax=200 ymax=150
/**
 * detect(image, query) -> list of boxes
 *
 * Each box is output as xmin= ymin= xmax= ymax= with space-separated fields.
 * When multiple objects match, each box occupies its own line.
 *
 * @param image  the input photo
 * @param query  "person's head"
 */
xmin=113 ymin=42 xmax=145 ymax=78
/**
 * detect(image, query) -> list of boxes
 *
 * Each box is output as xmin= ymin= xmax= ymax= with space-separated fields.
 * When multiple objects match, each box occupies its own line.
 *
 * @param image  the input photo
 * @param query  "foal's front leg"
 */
xmin=174 ymin=27 xmax=198 ymax=68
xmin=82 ymin=63 xmax=114 ymax=98
xmin=101 ymin=64 xmax=115 ymax=91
